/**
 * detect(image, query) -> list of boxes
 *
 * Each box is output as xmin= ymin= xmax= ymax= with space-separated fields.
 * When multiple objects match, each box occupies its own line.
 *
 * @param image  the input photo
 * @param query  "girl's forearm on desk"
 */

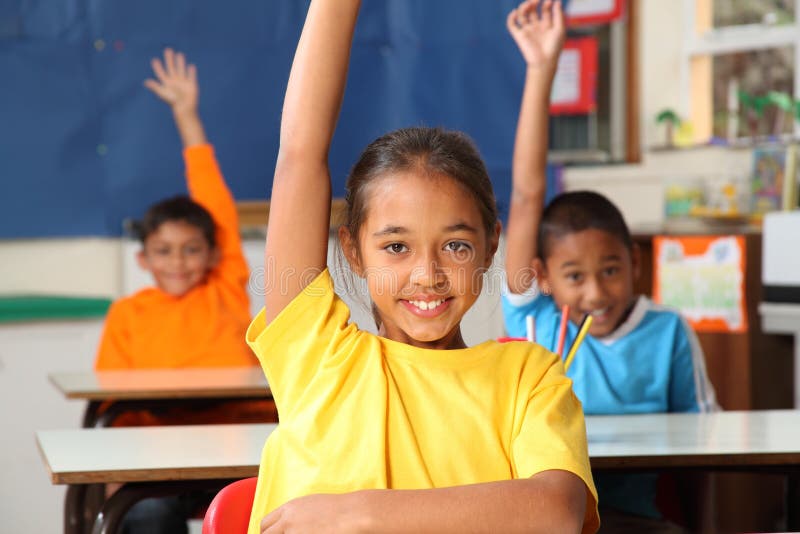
xmin=355 ymin=471 xmax=587 ymax=534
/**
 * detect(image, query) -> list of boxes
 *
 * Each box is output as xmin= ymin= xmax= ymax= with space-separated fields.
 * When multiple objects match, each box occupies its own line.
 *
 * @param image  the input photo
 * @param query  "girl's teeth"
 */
xmin=411 ymin=299 xmax=443 ymax=311
xmin=590 ymin=308 xmax=609 ymax=317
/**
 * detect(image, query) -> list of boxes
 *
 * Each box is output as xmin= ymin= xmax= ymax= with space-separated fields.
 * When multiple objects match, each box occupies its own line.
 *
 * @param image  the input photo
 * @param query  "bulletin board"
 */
xmin=653 ymin=235 xmax=748 ymax=333
xmin=0 ymin=0 xmax=573 ymax=238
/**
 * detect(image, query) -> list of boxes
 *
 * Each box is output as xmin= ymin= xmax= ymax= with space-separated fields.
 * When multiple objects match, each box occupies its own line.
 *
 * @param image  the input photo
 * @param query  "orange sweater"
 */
xmin=95 ymin=144 xmax=258 ymax=370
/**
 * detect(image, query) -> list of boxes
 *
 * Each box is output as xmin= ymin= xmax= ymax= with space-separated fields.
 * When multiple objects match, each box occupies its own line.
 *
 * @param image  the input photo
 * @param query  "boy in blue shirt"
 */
xmin=504 ymin=1 xmax=718 ymax=529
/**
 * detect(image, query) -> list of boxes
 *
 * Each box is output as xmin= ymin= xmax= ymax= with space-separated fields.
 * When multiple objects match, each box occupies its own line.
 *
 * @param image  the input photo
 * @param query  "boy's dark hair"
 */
xmin=538 ymin=190 xmax=632 ymax=259
xmin=132 ymin=195 xmax=216 ymax=248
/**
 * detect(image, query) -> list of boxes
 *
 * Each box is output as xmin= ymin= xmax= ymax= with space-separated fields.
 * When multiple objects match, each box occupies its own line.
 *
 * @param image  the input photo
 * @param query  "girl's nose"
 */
xmin=410 ymin=252 xmax=444 ymax=287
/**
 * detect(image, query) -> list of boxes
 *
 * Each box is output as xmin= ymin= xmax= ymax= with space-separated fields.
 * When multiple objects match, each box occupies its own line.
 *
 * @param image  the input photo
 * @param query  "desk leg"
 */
xmin=82 ymin=401 xmax=101 ymax=428
xmin=788 ymin=470 xmax=799 ymax=531
xmin=90 ymin=479 xmax=236 ymax=534
xmin=795 ymin=337 xmax=800 ymax=409
xmin=64 ymin=484 xmax=86 ymax=534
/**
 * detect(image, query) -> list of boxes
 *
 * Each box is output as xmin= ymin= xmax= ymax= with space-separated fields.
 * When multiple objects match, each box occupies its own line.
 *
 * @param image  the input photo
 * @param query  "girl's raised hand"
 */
xmin=144 ymin=48 xmax=199 ymax=117
xmin=506 ymin=0 xmax=566 ymax=70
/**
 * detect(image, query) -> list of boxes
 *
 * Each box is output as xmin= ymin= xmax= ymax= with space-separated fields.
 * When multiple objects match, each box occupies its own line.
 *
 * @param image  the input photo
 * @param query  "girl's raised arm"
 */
xmin=263 ymin=0 xmax=361 ymax=324
xmin=504 ymin=0 xmax=564 ymax=294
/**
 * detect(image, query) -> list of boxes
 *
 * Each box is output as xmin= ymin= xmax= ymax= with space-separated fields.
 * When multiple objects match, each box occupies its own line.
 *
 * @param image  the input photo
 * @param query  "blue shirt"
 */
xmin=502 ymin=285 xmax=718 ymax=518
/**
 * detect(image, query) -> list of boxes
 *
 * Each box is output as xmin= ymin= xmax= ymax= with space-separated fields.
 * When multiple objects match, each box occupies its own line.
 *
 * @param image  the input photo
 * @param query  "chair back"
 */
xmin=202 ymin=477 xmax=258 ymax=534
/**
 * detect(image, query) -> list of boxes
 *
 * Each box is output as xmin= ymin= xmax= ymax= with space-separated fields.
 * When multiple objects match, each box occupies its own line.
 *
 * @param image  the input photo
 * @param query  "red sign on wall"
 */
xmin=549 ymin=37 xmax=598 ymax=115
xmin=566 ymin=0 xmax=626 ymax=26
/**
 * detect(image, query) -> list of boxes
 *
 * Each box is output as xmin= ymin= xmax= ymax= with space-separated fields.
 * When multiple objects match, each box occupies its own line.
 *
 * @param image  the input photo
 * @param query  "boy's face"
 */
xmin=137 ymin=220 xmax=219 ymax=297
xmin=341 ymin=171 xmax=499 ymax=350
xmin=537 ymin=228 xmax=639 ymax=338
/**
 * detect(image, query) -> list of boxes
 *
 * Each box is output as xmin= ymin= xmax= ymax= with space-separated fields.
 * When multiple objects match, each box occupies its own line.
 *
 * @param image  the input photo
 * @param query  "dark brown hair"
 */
xmin=344 ymin=126 xmax=498 ymax=246
xmin=132 ymin=195 xmax=216 ymax=248
xmin=538 ymin=190 xmax=632 ymax=259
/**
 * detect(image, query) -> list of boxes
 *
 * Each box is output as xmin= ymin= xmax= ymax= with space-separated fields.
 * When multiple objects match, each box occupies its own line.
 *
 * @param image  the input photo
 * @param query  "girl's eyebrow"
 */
xmin=373 ymin=225 xmax=407 ymax=237
xmin=444 ymin=223 xmax=479 ymax=233
xmin=373 ymin=222 xmax=479 ymax=237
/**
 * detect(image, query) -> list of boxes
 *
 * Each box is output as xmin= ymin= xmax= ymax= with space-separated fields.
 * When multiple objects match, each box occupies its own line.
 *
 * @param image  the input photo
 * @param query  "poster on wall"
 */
xmin=566 ymin=0 xmax=625 ymax=26
xmin=653 ymin=235 xmax=748 ymax=333
xmin=550 ymin=37 xmax=598 ymax=115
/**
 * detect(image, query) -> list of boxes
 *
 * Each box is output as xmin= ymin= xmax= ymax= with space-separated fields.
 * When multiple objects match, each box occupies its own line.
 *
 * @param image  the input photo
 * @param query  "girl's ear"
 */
xmin=630 ymin=242 xmax=642 ymax=282
xmin=338 ymin=226 xmax=363 ymax=276
xmin=531 ymin=257 xmax=551 ymax=295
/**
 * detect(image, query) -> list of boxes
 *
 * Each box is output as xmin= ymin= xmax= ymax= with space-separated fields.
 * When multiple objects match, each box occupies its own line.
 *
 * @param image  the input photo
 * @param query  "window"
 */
xmin=684 ymin=0 xmax=800 ymax=142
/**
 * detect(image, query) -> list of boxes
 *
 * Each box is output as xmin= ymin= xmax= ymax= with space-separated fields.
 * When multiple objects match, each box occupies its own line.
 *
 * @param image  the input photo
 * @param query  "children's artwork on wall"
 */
xmin=750 ymin=146 xmax=785 ymax=214
xmin=549 ymin=37 xmax=597 ymax=115
xmin=566 ymin=0 xmax=625 ymax=26
xmin=653 ymin=235 xmax=747 ymax=333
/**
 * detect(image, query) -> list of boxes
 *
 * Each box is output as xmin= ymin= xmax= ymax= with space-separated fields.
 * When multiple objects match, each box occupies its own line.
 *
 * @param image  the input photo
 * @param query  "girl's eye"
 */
xmin=385 ymin=243 xmax=408 ymax=254
xmin=604 ymin=266 xmax=620 ymax=277
xmin=185 ymin=246 xmax=203 ymax=255
xmin=565 ymin=272 xmax=583 ymax=283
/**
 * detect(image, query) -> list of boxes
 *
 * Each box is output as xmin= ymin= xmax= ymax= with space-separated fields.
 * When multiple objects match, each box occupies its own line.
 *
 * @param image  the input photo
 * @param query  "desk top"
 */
xmin=49 ymin=367 xmax=270 ymax=400
xmin=37 ymin=410 xmax=800 ymax=485
xmin=586 ymin=410 xmax=800 ymax=469
xmin=37 ymin=423 xmax=276 ymax=484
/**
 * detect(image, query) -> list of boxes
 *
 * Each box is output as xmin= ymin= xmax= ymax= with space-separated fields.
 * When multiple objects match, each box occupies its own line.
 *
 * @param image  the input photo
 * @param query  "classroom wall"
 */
xmin=1 ymin=0 xmax=701 ymax=294
xmin=1 ymin=0 xmax=537 ymax=240
xmin=0 ymin=238 xmax=121 ymax=296
xmin=0 ymin=319 xmax=101 ymax=534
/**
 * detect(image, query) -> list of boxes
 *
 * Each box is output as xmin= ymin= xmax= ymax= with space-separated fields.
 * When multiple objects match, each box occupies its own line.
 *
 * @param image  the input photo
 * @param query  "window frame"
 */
xmin=681 ymin=0 xmax=800 ymax=142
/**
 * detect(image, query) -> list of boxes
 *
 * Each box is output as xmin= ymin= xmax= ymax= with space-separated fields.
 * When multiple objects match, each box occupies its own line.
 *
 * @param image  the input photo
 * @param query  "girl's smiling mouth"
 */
xmin=401 ymin=297 xmax=452 ymax=317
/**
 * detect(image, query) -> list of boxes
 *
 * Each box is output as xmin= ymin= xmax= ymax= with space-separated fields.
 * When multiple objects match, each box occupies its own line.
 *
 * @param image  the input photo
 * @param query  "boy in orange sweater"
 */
xmin=96 ymin=48 xmax=256 ymax=371
xmin=94 ymin=48 xmax=272 ymax=534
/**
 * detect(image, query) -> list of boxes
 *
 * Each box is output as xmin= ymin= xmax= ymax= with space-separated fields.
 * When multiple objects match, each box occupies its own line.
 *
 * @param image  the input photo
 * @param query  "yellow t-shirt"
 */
xmin=246 ymin=269 xmax=599 ymax=533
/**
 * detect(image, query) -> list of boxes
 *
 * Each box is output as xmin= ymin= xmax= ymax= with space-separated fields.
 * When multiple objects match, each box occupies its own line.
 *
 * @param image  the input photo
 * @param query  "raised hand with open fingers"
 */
xmin=143 ymin=47 xmax=199 ymax=117
xmin=506 ymin=0 xmax=566 ymax=71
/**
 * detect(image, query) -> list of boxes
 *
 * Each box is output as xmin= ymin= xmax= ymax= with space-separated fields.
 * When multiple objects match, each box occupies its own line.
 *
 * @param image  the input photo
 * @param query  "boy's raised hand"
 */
xmin=507 ymin=0 xmax=566 ymax=70
xmin=144 ymin=48 xmax=199 ymax=117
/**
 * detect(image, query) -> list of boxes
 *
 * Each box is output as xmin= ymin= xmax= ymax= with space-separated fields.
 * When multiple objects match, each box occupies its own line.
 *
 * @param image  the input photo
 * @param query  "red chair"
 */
xmin=202 ymin=477 xmax=258 ymax=534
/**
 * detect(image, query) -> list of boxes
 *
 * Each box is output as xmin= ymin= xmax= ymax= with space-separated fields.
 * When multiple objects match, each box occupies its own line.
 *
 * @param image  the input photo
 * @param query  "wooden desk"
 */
xmin=37 ymin=411 xmax=800 ymax=533
xmin=49 ymin=367 xmax=272 ymax=427
xmin=38 ymin=424 xmax=275 ymax=534
xmin=48 ymin=368 xmax=273 ymax=533
xmin=587 ymin=410 xmax=800 ymax=470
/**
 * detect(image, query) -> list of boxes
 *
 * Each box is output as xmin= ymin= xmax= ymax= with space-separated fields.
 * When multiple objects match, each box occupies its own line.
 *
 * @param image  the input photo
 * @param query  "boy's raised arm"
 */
xmin=263 ymin=0 xmax=361 ymax=324
xmin=504 ymin=0 xmax=565 ymax=294
xmin=145 ymin=49 xmax=246 ymax=283
xmin=144 ymin=48 xmax=208 ymax=149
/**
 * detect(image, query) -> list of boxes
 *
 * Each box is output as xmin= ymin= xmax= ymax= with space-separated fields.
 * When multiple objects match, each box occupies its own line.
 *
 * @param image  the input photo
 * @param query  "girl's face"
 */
xmin=343 ymin=170 xmax=499 ymax=350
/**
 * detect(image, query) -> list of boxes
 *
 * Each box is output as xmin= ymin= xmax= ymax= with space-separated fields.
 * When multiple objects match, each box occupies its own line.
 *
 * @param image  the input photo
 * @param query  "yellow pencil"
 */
xmin=564 ymin=315 xmax=593 ymax=371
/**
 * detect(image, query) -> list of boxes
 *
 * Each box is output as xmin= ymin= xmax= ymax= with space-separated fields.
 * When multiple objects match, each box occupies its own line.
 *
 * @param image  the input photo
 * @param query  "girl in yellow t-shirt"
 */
xmin=248 ymin=1 xmax=599 ymax=533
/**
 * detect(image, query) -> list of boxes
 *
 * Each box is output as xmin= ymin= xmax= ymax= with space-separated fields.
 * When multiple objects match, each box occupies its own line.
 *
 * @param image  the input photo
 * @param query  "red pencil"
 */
xmin=556 ymin=304 xmax=570 ymax=357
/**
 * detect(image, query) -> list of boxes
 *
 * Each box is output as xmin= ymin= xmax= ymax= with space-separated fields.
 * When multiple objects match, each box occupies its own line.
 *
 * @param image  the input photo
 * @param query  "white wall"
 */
xmin=0 ymin=238 xmax=122 ymax=297
xmin=0 ymin=319 xmax=103 ymax=533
